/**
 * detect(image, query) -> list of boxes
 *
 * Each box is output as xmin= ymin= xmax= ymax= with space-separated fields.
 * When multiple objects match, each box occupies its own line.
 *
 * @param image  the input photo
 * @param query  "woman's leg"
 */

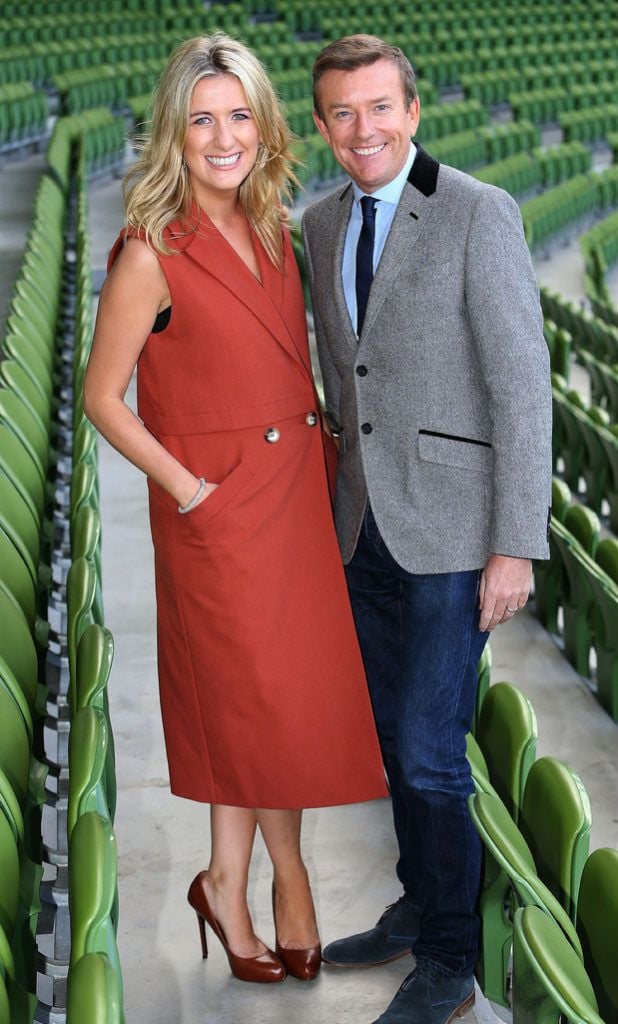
xmin=258 ymin=809 xmax=320 ymax=949
xmin=203 ymin=804 xmax=267 ymax=958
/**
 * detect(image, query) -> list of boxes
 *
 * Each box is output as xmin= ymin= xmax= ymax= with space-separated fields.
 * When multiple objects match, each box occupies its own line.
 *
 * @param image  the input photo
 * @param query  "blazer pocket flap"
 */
xmin=418 ymin=431 xmax=492 ymax=474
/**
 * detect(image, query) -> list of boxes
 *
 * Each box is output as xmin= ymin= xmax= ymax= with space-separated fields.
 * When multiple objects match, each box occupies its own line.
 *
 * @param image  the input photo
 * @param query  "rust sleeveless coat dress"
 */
xmin=109 ymin=215 xmax=387 ymax=808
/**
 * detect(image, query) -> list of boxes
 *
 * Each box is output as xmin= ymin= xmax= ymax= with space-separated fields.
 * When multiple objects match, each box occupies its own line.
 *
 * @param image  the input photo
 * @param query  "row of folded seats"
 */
xmin=0 ymin=115 xmax=124 ymax=1022
xmin=1 ymin=1 xmax=616 ymax=108
xmin=467 ymin=668 xmax=617 ymax=1023
xmin=0 ymin=85 xmax=48 ymax=153
xmin=582 ymin=210 xmax=618 ymax=328
xmin=533 ymin=479 xmax=618 ymax=723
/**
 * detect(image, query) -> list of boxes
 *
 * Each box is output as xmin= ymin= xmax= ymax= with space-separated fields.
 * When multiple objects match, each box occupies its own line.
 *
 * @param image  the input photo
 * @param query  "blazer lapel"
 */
xmin=331 ymin=184 xmax=359 ymax=352
xmin=361 ymin=146 xmax=441 ymax=341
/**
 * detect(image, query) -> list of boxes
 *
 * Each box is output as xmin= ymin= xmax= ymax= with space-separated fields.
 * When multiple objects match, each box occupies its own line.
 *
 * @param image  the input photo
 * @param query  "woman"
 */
xmin=83 ymin=34 xmax=387 ymax=985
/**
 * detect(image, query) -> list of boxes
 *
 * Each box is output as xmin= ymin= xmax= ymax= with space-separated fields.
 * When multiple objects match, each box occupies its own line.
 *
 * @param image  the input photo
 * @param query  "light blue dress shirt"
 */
xmin=342 ymin=143 xmax=417 ymax=334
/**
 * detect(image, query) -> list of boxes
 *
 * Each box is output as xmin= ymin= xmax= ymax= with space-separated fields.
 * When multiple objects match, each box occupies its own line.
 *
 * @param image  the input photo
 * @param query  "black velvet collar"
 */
xmin=338 ymin=142 xmax=440 ymax=201
xmin=407 ymin=143 xmax=440 ymax=197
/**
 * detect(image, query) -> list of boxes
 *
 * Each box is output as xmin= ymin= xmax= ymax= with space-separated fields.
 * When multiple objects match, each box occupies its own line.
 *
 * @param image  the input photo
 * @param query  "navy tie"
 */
xmin=355 ymin=195 xmax=378 ymax=336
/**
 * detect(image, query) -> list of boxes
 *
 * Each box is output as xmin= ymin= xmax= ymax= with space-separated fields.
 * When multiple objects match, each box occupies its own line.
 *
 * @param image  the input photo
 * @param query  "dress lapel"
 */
xmin=174 ymin=211 xmax=309 ymax=374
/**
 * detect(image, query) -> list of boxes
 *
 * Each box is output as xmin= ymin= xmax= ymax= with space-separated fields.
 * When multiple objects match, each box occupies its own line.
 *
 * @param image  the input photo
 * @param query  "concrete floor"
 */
xmin=1 ymin=153 xmax=617 ymax=1023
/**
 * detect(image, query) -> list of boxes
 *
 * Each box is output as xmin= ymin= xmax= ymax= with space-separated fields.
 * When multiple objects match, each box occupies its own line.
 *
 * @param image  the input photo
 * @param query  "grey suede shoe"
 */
xmin=371 ymin=960 xmax=475 ymax=1023
xmin=322 ymin=897 xmax=419 ymax=966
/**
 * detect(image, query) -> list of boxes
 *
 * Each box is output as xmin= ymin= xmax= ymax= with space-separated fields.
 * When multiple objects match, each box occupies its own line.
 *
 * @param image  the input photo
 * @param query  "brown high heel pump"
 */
xmin=272 ymin=883 xmax=322 ymax=981
xmin=187 ymin=872 xmax=286 ymax=983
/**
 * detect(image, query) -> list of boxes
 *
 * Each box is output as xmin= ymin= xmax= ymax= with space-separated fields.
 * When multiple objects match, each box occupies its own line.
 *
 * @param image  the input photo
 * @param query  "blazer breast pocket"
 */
xmin=417 ymin=430 xmax=493 ymax=475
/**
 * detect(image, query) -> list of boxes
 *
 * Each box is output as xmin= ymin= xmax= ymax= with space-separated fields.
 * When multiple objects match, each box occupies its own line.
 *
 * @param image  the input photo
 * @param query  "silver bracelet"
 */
xmin=178 ymin=477 xmax=207 ymax=514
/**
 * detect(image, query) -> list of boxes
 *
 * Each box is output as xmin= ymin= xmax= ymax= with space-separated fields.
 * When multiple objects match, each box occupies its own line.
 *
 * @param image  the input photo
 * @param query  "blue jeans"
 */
xmin=345 ymin=506 xmax=489 ymax=977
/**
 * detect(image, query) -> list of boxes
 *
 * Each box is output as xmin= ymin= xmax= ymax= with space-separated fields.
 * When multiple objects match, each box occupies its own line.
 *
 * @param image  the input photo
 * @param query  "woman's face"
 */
xmin=183 ymin=74 xmax=260 ymax=207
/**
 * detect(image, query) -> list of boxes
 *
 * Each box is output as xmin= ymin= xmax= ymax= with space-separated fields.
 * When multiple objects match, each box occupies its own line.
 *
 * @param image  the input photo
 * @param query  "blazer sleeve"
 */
xmin=301 ymin=212 xmax=342 ymax=429
xmin=464 ymin=186 xmax=552 ymax=560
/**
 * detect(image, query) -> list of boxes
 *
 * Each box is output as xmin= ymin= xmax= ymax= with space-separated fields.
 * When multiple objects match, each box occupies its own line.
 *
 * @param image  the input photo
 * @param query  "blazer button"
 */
xmin=356 ymin=365 xmax=368 ymax=377
xmin=361 ymin=422 xmax=373 ymax=435
xmin=264 ymin=427 xmax=281 ymax=443
xmin=305 ymin=411 xmax=318 ymax=426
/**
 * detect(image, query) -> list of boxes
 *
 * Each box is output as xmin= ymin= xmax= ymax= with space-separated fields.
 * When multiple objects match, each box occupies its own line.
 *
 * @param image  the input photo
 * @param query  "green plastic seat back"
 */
xmin=565 ymin=504 xmax=600 ymax=557
xmin=596 ymin=538 xmax=618 ymax=585
xmin=520 ymin=757 xmax=592 ymax=922
xmin=67 ymin=952 xmax=122 ymax=1024
xmin=71 ymin=461 xmax=98 ymax=519
xmin=68 ymin=708 xmax=109 ymax=838
xmin=0 ymin=389 xmax=48 ymax=482
xmin=513 ymin=906 xmax=604 ymax=1024
xmin=589 ymin=405 xmax=611 ymax=427
xmin=69 ymin=812 xmax=121 ymax=986
xmin=0 ymin=971 xmax=9 ymax=1024
xmin=470 ymin=792 xmax=582 ymax=955
xmin=0 ymin=531 xmax=36 ymax=627
xmin=71 ymin=504 xmax=101 ymax=563
xmin=67 ymin=557 xmax=98 ymax=710
xmin=0 ymin=423 xmax=45 ymax=521
xmin=476 ymin=681 xmax=538 ymax=821
xmin=75 ymin=625 xmax=114 ymax=712
xmin=0 ymin=473 xmax=40 ymax=587
xmin=0 ymin=680 xmax=32 ymax=806
xmin=72 ymin=419 xmax=97 ymax=467
xmin=0 ymin=803 xmax=20 ymax=940
xmin=0 ymin=584 xmax=38 ymax=714
xmin=474 ymin=643 xmax=492 ymax=733
xmin=551 ymin=477 xmax=571 ymax=522
xmin=0 ymin=768 xmax=25 ymax=846
xmin=465 ymin=733 xmax=500 ymax=797
xmin=0 ymin=359 xmax=50 ymax=429
xmin=577 ymin=848 xmax=618 ymax=1024
xmin=75 ymin=625 xmax=117 ymax=821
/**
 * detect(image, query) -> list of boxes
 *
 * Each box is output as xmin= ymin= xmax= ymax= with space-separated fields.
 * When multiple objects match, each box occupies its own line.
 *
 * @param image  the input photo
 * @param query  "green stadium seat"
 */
xmin=519 ymin=757 xmax=591 ymax=924
xmin=512 ymin=906 xmax=604 ymax=1024
xmin=476 ymin=681 xmax=537 ymax=823
xmin=67 ymin=952 xmax=122 ymax=1024
xmin=576 ymin=848 xmax=618 ymax=1024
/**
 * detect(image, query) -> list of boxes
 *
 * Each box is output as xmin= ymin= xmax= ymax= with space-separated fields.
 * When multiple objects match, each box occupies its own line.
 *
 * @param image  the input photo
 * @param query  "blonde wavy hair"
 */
xmin=124 ymin=34 xmax=298 ymax=267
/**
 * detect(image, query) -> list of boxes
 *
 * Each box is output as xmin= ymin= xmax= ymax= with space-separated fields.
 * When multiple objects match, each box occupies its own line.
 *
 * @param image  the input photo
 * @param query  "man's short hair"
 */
xmin=312 ymin=34 xmax=417 ymax=119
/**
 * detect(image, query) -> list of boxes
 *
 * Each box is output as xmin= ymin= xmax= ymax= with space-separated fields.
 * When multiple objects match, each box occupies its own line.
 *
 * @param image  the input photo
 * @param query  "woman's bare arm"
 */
xmin=83 ymin=238 xmax=216 ymax=508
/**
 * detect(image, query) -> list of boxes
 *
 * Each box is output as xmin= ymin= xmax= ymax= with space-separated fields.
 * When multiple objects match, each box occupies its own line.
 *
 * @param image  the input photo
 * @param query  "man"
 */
xmin=301 ymin=35 xmax=552 ymax=1024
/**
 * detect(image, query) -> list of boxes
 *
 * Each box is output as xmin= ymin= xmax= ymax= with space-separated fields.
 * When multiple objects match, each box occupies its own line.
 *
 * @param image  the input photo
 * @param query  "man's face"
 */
xmin=313 ymin=58 xmax=420 ymax=194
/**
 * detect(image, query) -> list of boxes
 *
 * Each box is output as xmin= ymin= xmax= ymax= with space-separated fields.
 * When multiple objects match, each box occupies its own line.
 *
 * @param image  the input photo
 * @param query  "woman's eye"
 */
xmin=193 ymin=116 xmax=212 ymax=126
xmin=232 ymin=112 xmax=250 ymax=121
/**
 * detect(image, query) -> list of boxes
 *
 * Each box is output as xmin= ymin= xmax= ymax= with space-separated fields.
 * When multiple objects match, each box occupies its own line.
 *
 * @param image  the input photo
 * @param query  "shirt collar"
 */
xmin=351 ymin=142 xmax=417 ymax=208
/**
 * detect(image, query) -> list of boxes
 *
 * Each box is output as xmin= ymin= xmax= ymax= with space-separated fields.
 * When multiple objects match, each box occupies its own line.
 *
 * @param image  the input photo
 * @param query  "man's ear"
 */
xmin=408 ymin=97 xmax=421 ymax=137
xmin=313 ymin=110 xmax=332 ymax=146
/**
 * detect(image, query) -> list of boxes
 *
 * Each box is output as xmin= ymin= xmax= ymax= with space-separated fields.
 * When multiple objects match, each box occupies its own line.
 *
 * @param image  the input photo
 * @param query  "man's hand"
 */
xmin=479 ymin=554 xmax=532 ymax=632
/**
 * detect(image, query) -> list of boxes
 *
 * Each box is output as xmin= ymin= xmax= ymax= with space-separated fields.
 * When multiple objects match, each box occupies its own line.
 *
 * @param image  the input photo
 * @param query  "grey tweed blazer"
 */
xmin=301 ymin=145 xmax=552 ymax=573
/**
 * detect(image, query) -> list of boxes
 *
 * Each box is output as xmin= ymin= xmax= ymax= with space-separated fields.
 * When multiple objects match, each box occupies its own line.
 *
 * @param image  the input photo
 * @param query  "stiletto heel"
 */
xmin=196 ymin=912 xmax=208 ymax=959
xmin=187 ymin=872 xmax=286 ymax=983
xmin=272 ymin=882 xmax=322 ymax=982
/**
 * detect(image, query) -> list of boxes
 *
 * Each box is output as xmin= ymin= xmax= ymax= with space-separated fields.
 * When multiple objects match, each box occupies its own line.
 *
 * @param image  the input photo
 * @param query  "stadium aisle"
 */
xmin=85 ymin=171 xmax=617 ymax=1024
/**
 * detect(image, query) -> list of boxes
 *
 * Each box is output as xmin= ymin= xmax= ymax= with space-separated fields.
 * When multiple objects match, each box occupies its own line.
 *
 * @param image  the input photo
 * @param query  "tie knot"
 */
xmin=360 ymin=195 xmax=378 ymax=222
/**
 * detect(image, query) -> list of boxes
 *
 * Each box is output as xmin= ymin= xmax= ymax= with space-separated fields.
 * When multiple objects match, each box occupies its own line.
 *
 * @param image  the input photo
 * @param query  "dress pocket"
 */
xmin=180 ymin=462 xmax=255 ymax=529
